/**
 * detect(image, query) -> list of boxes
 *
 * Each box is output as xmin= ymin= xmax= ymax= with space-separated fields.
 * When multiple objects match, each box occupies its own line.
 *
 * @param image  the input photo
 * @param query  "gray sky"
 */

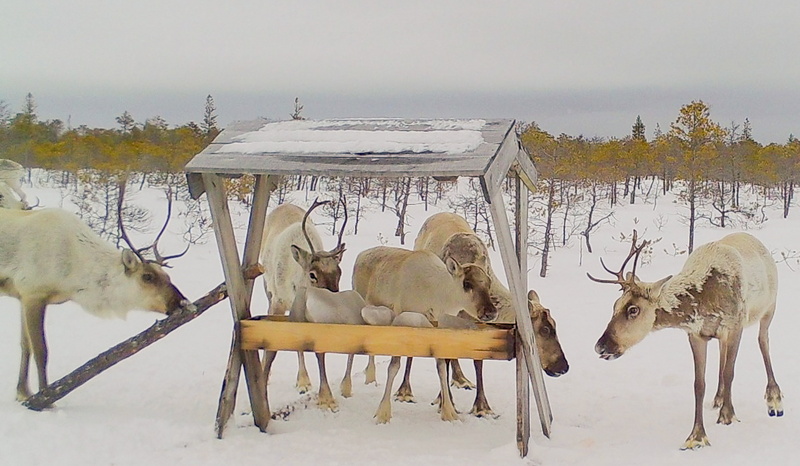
xmin=2 ymin=1 xmax=799 ymax=143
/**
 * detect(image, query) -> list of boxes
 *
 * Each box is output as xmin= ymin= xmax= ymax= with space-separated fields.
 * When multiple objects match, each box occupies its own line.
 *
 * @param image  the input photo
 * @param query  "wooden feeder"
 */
xmin=184 ymin=118 xmax=550 ymax=457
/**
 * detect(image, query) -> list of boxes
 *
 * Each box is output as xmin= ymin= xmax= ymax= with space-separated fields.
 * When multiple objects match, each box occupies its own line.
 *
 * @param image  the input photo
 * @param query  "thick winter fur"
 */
xmin=0 ymin=159 xmax=28 ymax=210
xmin=404 ymin=212 xmax=568 ymax=416
xmin=259 ymin=203 xmax=345 ymax=396
xmin=593 ymin=232 xmax=782 ymax=449
xmin=349 ymin=245 xmax=496 ymax=423
xmin=0 ymin=208 xmax=186 ymax=401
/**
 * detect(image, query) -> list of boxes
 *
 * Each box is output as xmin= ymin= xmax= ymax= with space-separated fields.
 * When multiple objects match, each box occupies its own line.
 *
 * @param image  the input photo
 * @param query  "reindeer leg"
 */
xmin=364 ymin=355 xmax=377 ymax=385
xmin=316 ymin=353 xmax=338 ymax=412
xmin=758 ymin=307 xmax=783 ymax=417
xmin=469 ymin=360 xmax=497 ymax=418
xmin=295 ymin=351 xmax=312 ymax=394
xmin=262 ymin=350 xmax=277 ymax=387
xmin=716 ymin=328 xmax=742 ymax=425
xmin=22 ymin=297 xmax=49 ymax=395
xmin=450 ymin=359 xmax=475 ymax=390
xmin=340 ymin=354 xmax=354 ymax=398
xmin=16 ymin=311 xmax=33 ymax=401
xmin=682 ymin=334 xmax=710 ymax=450
xmin=375 ymin=356 xmax=401 ymax=424
xmin=713 ymin=338 xmax=727 ymax=409
xmin=394 ymin=357 xmax=416 ymax=402
xmin=436 ymin=358 xmax=459 ymax=422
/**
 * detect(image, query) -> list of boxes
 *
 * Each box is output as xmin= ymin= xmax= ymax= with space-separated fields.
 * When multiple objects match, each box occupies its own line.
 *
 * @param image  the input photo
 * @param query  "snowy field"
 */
xmin=1 ymin=177 xmax=798 ymax=466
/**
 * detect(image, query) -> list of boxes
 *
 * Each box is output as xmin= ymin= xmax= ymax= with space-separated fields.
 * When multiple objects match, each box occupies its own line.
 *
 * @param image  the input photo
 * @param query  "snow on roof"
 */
xmin=217 ymin=118 xmax=487 ymax=155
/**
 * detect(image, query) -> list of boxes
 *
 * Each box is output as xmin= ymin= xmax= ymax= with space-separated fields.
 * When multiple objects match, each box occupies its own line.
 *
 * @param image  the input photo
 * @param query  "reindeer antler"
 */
xmin=118 ymin=181 xmax=188 ymax=267
xmin=336 ymin=193 xmax=348 ymax=249
xmin=587 ymin=230 xmax=649 ymax=286
xmin=117 ymin=179 xmax=149 ymax=264
xmin=302 ymin=197 xmax=331 ymax=255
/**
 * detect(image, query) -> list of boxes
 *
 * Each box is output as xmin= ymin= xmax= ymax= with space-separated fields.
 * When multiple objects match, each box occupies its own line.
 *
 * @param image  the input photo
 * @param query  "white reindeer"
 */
xmin=588 ymin=230 xmax=783 ymax=449
xmin=260 ymin=199 xmax=346 ymax=394
xmin=0 ymin=204 xmax=188 ymax=401
xmin=350 ymin=245 xmax=498 ymax=423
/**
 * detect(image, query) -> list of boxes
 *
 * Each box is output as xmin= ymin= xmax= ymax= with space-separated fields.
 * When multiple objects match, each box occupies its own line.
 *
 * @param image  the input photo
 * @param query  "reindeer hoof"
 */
xmin=469 ymin=407 xmax=499 ymax=419
xmin=681 ymin=437 xmax=710 ymax=450
xmin=450 ymin=379 xmax=475 ymax=390
xmin=769 ymin=407 xmax=784 ymax=417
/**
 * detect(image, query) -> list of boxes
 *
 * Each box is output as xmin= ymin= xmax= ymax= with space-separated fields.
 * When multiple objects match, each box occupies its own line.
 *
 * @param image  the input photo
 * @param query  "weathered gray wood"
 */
xmin=515 ymin=333 xmax=530 ymax=458
xmin=514 ymin=173 xmax=531 ymax=457
xmin=480 ymin=123 xmax=520 ymax=197
xmin=514 ymin=145 xmax=539 ymax=193
xmin=203 ymin=173 xmax=270 ymax=436
xmin=185 ymin=119 xmax=514 ymax=179
xmin=483 ymin=181 xmax=552 ymax=438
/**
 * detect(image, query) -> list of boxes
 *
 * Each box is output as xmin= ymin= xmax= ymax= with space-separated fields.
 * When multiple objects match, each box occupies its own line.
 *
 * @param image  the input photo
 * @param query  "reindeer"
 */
xmin=395 ymin=211 xmax=568 ymax=417
xmin=259 ymin=199 xmax=346 ymax=400
xmin=349 ymin=245 xmax=498 ymax=423
xmin=588 ymin=230 xmax=783 ymax=450
xmin=0 ymin=185 xmax=188 ymax=401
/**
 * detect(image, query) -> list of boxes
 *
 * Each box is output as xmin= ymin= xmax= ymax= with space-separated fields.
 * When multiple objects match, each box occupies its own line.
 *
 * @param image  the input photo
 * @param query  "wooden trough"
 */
xmin=184 ymin=118 xmax=549 ymax=458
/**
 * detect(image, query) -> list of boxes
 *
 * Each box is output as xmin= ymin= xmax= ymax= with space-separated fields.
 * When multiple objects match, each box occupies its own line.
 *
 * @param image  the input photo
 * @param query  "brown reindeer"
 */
xmin=588 ymin=230 xmax=783 ymax=449
xmin=397 ymin=211 xmax=568 ymax=417
xmin=260 ymin=198 xmax=346 ymax=407
xmin=350 ymin=245 xmax=498 ymax=423
xmin=1 ymin=184 xmax=188 ymax=401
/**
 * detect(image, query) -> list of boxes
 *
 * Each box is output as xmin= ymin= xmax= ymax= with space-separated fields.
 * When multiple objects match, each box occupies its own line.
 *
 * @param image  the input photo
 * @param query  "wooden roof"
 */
xmin=184 ymin=118 xmax=537 ymax=198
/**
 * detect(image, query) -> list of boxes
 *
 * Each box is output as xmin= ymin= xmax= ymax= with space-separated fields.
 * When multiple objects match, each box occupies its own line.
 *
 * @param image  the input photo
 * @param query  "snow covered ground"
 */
xmin=1 ymin=178 xmax=798 ymax=465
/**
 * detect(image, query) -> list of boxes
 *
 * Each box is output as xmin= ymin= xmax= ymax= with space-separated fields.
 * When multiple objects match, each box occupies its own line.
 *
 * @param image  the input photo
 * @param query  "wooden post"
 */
xmin=482 ymin=177 xmax=552 ymax=439
xmin=204 ymin=173 xmax=274 ymax=437
xmin=514 ymin=174 xmax=531 ymax=457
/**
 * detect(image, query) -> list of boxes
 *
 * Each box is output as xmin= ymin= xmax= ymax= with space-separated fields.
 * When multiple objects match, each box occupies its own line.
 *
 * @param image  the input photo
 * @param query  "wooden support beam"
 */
xmin=203 ymin=173 xmax=270 ymax=437
xmin=23 ymin=283 xmax=228 ymax=411
xmin=482 ymin=176 xmax=552 ymax=438
xmin=514 ymin=174 xmax=532 ymax=457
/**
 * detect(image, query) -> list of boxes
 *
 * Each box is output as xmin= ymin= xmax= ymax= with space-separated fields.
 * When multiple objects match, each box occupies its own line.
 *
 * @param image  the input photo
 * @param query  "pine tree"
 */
xmin=201 ymin=94 xmax=219 ymax=140
xmin=632 ymin=115 xmax=646 ymax=141
xmin=22 ymin=93 xmax=37 ymax=122
xmin=116 ymin=111 xmax=135 ymax=134
xmin=291 ymin=97 xmax=305 ymax=120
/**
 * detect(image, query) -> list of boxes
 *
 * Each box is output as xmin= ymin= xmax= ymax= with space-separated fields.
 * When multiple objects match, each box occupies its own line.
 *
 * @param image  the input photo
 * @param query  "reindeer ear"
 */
xmin=445 ymin=256 xmax=463 ymax=277
xmin=122 ymin=249 xmax=141 ymax=273
xmin=649 ymin=275 xmax=672 ymax=298
xmin=527 ymin=289 xmax=540 ymax=304
xmin=291 ymin=245 xmax=311 ymax=267
xmin=333 ymin=243 xmax=346 ymax=263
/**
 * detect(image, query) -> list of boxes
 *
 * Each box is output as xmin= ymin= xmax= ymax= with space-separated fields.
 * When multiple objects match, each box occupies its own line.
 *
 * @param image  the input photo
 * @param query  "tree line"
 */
xmin=2 ymin=95 xmax=798 ymax=276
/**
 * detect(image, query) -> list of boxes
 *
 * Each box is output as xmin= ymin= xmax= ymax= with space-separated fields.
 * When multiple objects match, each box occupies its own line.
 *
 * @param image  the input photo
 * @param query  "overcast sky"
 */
xmin=2 ymin=1 xmax=799 ymax=143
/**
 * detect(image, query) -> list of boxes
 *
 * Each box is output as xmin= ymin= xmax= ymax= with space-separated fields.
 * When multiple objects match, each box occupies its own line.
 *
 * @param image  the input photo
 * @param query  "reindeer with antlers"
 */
xmin=588 ymin=230 xmax=783 ymax=449
xmin=259 ymin=198 xmax=346 ymax=408
xmin=0 ymin=181 xmax=188 ymax=401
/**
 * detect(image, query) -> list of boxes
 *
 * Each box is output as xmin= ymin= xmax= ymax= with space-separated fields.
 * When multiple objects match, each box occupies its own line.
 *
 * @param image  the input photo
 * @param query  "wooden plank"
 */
xmin=240 ymin=320 xmax=515 ymax=361
xmin=203 ymin=173 xmax=270 ymax=436
xmin=515 ymin=332 xmax=530 ymax=458
xmin=514 ymin=174 xmax=531 ymax=458
xmin=480 ymin=121 xmax=520 ymax=196
xmin=184 ymin=119 xmax=514 ymax=179
xmin=483 ymin=181 xmax=552 ymax=438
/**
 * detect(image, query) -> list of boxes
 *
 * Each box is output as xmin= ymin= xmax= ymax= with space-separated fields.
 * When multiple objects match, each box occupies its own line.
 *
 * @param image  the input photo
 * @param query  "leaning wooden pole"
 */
xmin=23 ymin=283 xmax=229 ymax=411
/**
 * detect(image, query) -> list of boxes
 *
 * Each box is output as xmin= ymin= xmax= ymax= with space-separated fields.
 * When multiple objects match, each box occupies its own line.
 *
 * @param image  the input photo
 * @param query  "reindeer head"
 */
xmin=443 ymin=256 xmax=498 ymax=322
xmin=118 ymin=181 xmax=188 ymax=315
xmin=528 ymin=290 xmax=569 ymax=376
xmin=291 ymin=197 xmax=347 ymax=293
xmin=587 ymin=230 xmax=671 ymax=360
